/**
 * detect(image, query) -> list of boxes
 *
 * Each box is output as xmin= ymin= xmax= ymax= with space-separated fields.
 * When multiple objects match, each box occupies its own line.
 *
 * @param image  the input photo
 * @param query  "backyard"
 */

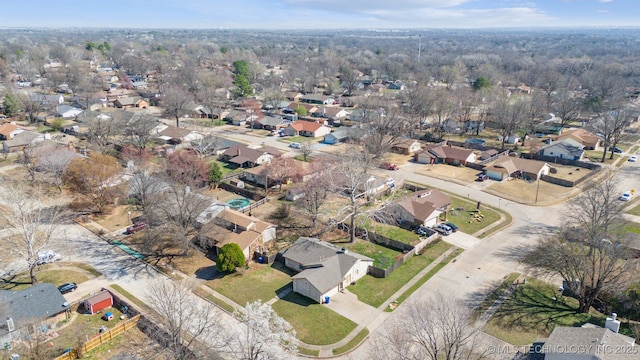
xmin=361 ymin=219 xmax=421 ymax=245
xmin=486 ymin=178 xmax=574 ymax=205
xmin=340 ymin=238 xmax=401 ymax=269
xmin=349 ymin=240 xmax=453 ymax=307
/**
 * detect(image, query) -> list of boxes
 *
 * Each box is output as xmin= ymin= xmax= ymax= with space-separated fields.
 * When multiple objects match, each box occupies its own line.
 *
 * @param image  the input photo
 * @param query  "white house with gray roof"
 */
xmin=539 ymin=137 xmax=585 ymax=161
xmin=281 ymin=237 xmax=373 ymax=303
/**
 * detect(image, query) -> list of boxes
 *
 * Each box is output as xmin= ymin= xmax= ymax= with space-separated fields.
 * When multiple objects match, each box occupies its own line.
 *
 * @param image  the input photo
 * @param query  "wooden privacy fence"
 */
xmin=54 ymin=314 xmax=141 ymax=360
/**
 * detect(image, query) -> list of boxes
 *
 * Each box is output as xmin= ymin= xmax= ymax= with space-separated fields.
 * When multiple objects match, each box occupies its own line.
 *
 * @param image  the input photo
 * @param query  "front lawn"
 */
xmin=484 ymin=278 xmax=604 ymax=345
xmin=349 ymin=240 xmax=452 ymax=307
xmin=626 ymin=203 xmax=640 ymax=217
xmin=272 ymin=292 xmax=357 ymax=345
xmin=342 ymin=239 xmax=401 ymax=269
xmin=207 ymin=262 xmax=293 ymax=306
xmin=584 ymin=150 xmax=619 ymax=164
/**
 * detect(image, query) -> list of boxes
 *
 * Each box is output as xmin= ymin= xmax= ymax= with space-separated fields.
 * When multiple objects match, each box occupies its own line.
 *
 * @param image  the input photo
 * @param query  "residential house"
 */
xmin=203 ymin=209 xmax=277 ymax=261
xmin=539 ymin=138 xmax=585 ymax=160
xmin=391 ymin=138 xmax=421 ymax=155
xmin=186 ymin=102 xmax=213 ymax=119
xmin=483 ymin=155 xmax=550 ymax=181
xmin=0 ymin=283 xmax=70 ymax=343
xmin=537 ymin=318 xmax=636 ymax=360
xmin=320 ymin=107 xmax=350 ymax=123
xmin=479 ymin=149 xmax=499 ymax=161
xmin=556 ymin=128 xmax=601 ymax=150
xmin=0 ymin=123 xmax=26 ymax=140
xmin=255 ymin=116 xmax=291 ymax=131
xmin=220 ymin=144 xmax=277 ymax=168
xmin=415 ymin=145 xmax=477 ymax=166
xmin=285 ymin=92 xmax=303 ymax=102
xmin=2 ymin=131 xmax=50 ymax=153
xmin=224 ymin=109 xmax=258 ymax=126
xmin=464 ymin=114 xmax=485 ymax=133
xmin=354 ymin=175 xmax=392 ymax=199
xmin=349 ymin=108 xmax=385 ymax=122
xmin=190 ymin=136 xmax=241 ymax=155
xmin=244 ymin=158 xmax=319 ymax=187
xmin=284 ymin=120 xmax=331 ymax=138
xmin=300 ymin=94 xmax=336 ymax=105
xmin=113 ymin=96 xmax=149 ymax=109
xmin=388 ymin=189 xmax=451 ymax=227
xmin=56 ymin=104 xmax=84 ymax=118
xmin=152 ymin=124 xmax=203 ymax=144
xmin=324 ymin=128 xmax=351 ymax=145
xmin=281 ymin=237 xmax=373 ymax=303
xmin=29 ymin=93 xmax=64 ymax=109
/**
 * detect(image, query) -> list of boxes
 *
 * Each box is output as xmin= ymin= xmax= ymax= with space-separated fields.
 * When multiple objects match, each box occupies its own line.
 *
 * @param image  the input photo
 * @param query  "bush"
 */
xmin=217 ymin=243 xmax=245 ymax=273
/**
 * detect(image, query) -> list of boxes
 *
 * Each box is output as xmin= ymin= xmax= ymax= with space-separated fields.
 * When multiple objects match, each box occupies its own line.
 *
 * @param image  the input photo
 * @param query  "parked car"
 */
xmin=434 ymin=223 xmax=453 ymax=235
xmin=36 ymin=250 xmax=62 ymax=265
xmin=476 ymin=174 xmax=488 ymax=182
xmin=381 ymin=162 xmax=399 ymax=170
xmin=289 ymin=142 xmax=302 ymax=149
xmin=126 ymin=222 xmax=146 ymax=234
xmin=609 ymin=147 xmax=623 ymax=153
xmin=629 ymin=155 xmax=637 ymax=162
xmin=415 ymin=226 xmax=430 ymax=236
xmin=445 ymin=222 xmax=459 ymax=232
xmin=620 ymin=191 xmax=633 ymax=201
xmin=58 ymin=282 xmax=77 ymax=294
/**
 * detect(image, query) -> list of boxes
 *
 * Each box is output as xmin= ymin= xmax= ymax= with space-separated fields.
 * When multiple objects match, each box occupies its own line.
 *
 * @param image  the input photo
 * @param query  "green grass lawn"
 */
xmin=278 ymin=136 xmax=309 ymax=144
xmin=207 ymin=263 xmax=293 ymax=306
xmin=332 ymin=329 xmax=369 ymax=355
xmin=446 ymin=197 xmax=502 ymax=235
xmin=272 ymin=292 xmax=357 ymax=345
xmin=626 ymin=203 xmax=640 ymax=217
xmin=484 ymin=278 xmax=604 ymax=345
xmin=473 ymin=272 xmax=521 ymax=319
xmin=349 ymin=240 xmax=452 ymax=307
xmin=362 ymin=219 xmax=421 ymax=245
xmin=343 ymin=239 xmax=401 ymax=269
xmin=53 ymin=307 xmax=126 ymax=353
xmin=207 ymin=159 xmax=244 ymax=178
xmin=0 ymin=268 xmax=91 ymax=291
xmin=622 ymin=221 xmax=640 ymax=235
xmin=584 ymin=150 xmax=619 ymax=164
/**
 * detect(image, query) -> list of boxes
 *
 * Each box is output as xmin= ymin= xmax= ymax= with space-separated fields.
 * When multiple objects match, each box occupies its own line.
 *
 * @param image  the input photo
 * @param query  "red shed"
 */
xmin=84 ymin=290 xmax=113 ymax=314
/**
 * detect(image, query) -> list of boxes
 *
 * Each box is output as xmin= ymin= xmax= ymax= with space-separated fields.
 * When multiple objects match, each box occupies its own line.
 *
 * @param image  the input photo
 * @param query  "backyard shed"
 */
xmin=85 ymin=290 xmax=114 ymax=314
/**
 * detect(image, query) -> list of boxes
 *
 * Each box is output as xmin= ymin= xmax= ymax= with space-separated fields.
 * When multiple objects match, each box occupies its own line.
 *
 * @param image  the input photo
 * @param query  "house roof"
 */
xmin=207 ymin=223 xmax=262 ymax=252
xmin=0 ymin=283 xmax=70 ymax=336
xmin=486 ymin=155 xmax=548 ymax=175
xmin=543 ymin=326 xmax=636 ymax=360
xmin=217 ymin=208 xmax=273 ymax=233
xmin=322 ymin=107 xmax=348 ymax=117
xmin=222 ymin=144 xmax=272 ymax=164
xmin=157 ymin=125 xmax=193 ymax=140
xmin=420 ymin=145 xmax=474 ymax=162
xmin=3 ymin=131 xmax=43 ymax=148
xmin=325 ymin=128 xmax=350 ymax=140
xmin=557 ymin=128 xmax=601 ymax=146
xmin=86 ymin=290 xmax=112 ymax=306
xmin=283 ymin=237 xmax=372 ymax=294
xmin=290 ymin=120 xmax=325 ymax=133
xmin=480 ymin=149 xmax=499 ymax=160
xmin=393 ymin=138 xmax=420 ymax=149
xmin=301 ymin=94 xmax=332 ymax=102
xmin=257 ymin=116 xmax=289 ymax=127
xmin=0 ymin=123 xmax=24 ymax=138
xmin=114 ymin=96 xmax=143 ymax=106
xmin=392 ymin=189 xmax=451 ymax=222
xmin=542 ymin=138 xmax=585 ymax=158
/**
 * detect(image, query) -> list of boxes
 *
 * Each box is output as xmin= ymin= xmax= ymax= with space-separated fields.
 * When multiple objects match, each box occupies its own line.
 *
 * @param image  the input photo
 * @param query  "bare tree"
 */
xmin=159 ymin=183 xmax=211 ymax=255
xmin=124 ymin=113 xmax=158 ymax=150
xmin=430 ymin=88 xmax=455 ymax=141
xmin=146 ymin=279 xmax=228 ymax=360
xmin=368 ymin=293 xmax=486 ymax=360
xmin=587 ymin=107 xmax=632 ymax=162
xmin=266 ymin=157 xmax=296 ymax=193
xmin=191 ymin=134 xmax=221 ymax=159
xmin=295 ymin=181 xmax=328 ymax=228
xmin=0 ymin=185 xmax=63 ymax=284
xmin=86 ymin=113 xmax=124 ymax=152
xmin=162 ymin=85 xmax=193 ymax=128
xmin=231 ymin=300 xmax=298 ymax=360
xmin=36 ymin=145 xmax=78 ymax=191
xmin=551 ymin=89 xmax=583 ymax=128
xmin=491 ymin=95 xmax=529 ymax=150
xmin=523 ymin=175 xmax=632 ymax=313
xmin=296 ymin=141 xmax=314 ymax=162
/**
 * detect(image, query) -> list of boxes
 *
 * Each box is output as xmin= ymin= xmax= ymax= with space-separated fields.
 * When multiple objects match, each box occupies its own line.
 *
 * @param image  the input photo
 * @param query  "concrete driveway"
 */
xmin=324 ymin=289 xmax=377 ymax=324
xmin=442 ymin=231 xmax=481 ymax=250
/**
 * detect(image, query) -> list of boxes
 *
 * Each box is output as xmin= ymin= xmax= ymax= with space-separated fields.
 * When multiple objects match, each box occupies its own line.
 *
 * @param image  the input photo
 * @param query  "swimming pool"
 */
xmin=227 ymin=198 xmax=250 ymax=210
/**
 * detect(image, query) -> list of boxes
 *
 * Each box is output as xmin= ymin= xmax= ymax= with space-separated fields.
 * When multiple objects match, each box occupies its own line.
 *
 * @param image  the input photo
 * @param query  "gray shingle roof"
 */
xmin=544 ymin=326 xmax=637 ymax=360
xmin=0 ymin=283 xmax=69 ymax=336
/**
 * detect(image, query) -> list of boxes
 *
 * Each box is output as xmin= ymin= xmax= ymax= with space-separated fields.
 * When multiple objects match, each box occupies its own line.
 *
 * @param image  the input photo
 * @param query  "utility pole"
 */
xmin=418 ymin=35 xmax=422 ymax=62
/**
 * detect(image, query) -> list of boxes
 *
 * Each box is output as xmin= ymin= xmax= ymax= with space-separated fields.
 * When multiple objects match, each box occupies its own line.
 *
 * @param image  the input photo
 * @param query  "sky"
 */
xmin=0 ymin=0 xmax=637 ymax=29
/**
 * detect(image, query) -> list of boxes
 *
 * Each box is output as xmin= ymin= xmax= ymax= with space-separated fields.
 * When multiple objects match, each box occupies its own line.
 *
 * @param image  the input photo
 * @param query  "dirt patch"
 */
xmin=486 ymin=178 xmax=573 ymax=204
xmin=381 ymin=153 xmax=412 ymax=166
xmin=416 ymin=164 xmax=482 ymax=183
xmin=167 ymin=250 xmax=216 ymax=278
xmin=202 ymin=187 xmax=253 ymax=204
xmin=91 ymin=205 xmax=142 ymax=232
xmin=317 ymin=143 xmax=348 ymax=154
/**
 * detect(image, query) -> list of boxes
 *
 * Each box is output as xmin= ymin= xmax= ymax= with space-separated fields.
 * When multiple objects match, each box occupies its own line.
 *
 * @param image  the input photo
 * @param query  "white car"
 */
xmin=36 ymin=250 xmax=62 ymax=265
xmin=629 ymin=155 xmax=637 ymax=162
xmin=620 ymin=191 xmax=633 ymax=201
xmin=289 ymin=142 xmax=302 ymax=149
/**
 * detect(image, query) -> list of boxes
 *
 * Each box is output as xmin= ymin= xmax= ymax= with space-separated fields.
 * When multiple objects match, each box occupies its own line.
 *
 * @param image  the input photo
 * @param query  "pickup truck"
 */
xmin=37 ymin=250 xmax=62 ymax=265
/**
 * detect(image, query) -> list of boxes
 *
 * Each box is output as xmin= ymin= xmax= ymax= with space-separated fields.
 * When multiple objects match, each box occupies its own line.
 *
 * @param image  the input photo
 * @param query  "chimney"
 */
xmin=605 ymin=313 xmax=621 ymax=333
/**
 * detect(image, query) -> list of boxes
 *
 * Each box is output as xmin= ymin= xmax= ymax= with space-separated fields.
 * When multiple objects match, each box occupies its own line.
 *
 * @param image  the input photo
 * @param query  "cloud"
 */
xmin=598 ymin=0 xmax=613 ymax=2
xmin=283 ymin=0 xmax=470 ymax=12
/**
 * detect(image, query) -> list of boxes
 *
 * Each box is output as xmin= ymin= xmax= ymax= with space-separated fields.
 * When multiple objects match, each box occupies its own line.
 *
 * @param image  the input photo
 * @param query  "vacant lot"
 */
xmin=548 ymin=164 xmax=595 ymax=182
xmin=486 ymin=178 xmax=573 ymax=205
xmin=416 ymin=164 xmax=481 ymax=183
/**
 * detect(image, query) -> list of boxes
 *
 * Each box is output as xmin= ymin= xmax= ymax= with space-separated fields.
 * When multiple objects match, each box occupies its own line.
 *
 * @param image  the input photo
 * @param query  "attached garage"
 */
xmin=84 ymin=290 xmax=113 ymax=314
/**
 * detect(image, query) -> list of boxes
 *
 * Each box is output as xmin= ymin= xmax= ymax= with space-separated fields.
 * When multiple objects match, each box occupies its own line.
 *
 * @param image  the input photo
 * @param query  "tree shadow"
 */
xmin=194 ymin=266 xmax=217 ymax=280
xmin=511 ymin=224 xmax=559 ymax=239
xmin=278 ymin=292 xmax=314 ymax=307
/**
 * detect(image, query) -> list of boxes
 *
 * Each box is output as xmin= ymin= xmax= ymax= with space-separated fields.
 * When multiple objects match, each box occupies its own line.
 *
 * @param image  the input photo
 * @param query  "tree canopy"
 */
xmin=216 ymin=243 xmax=245 ymax=273
xmin=472 ymin=76 xmax=491 ymax=90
